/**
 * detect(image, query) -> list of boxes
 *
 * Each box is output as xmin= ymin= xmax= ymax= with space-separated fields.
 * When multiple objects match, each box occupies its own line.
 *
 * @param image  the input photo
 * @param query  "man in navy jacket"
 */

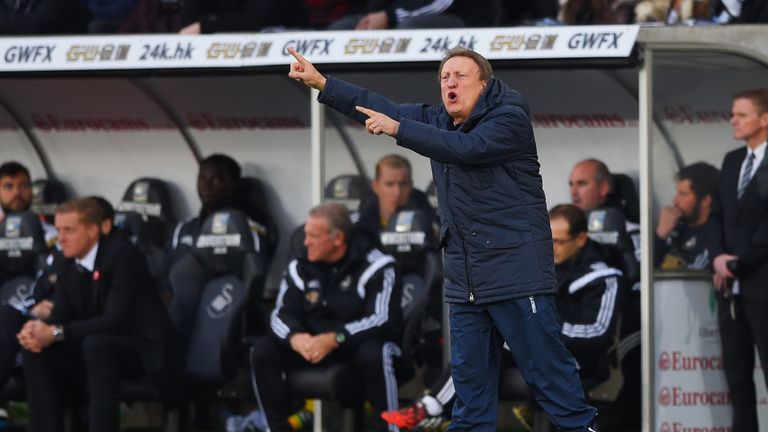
xmin=288 ymin=47 xmax=597 ymax=431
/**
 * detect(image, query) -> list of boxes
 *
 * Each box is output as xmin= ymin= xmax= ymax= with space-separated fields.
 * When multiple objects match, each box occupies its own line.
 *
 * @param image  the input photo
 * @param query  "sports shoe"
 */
xmin=512 ymin=405 xmax=533 ymax=431
xmin=381 ymin=402 xmax=428 ymax=429
xmin=417 ymin=415 xmax=450 ymax=431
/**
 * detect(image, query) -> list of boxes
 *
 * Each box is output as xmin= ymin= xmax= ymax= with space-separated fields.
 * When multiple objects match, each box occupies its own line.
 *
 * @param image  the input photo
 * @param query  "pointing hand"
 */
xmin=288 ymin=47 xmax=326 ymax=91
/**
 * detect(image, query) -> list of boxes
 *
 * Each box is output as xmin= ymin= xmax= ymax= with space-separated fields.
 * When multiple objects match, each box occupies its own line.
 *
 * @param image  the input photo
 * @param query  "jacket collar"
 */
xmin=75 ymin=242 xmax=99 ymax=272
xmin=465 ymin=78 xmax=531 ymax=128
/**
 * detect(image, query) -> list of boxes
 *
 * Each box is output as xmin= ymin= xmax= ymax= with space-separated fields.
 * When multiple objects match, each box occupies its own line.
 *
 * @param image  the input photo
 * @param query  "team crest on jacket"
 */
xmin=339 ymin=276 xmax=352 ymax=291
xmin=305 ymin=290 xmax=320 ymax=304
xmin=306 ymin=279 xmax=321 ymax=303
xmin=683 ymin=236 xmax=696 ymax=250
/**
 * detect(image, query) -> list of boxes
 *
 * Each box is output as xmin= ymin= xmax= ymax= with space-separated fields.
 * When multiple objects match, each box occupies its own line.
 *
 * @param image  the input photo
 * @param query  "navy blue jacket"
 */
xmin=319 ymin=75 xmax=556 ymax=304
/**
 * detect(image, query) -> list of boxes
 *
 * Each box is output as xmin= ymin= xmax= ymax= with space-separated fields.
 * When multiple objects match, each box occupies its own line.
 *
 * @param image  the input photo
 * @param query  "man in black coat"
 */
xmin=710 ymin=88 xmax=768 ymax=432
xmin=17 ymin=197 xmax=176 ymax=432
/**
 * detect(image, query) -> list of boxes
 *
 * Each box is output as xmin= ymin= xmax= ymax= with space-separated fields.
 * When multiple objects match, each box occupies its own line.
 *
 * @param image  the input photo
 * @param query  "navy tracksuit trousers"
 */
xmin=448 ymin=294 xmax=597 ymax=432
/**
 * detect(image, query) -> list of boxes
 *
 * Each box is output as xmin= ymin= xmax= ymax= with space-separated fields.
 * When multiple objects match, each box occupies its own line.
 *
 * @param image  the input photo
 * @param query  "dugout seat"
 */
xmin=0 ymin=211 xmax=48 ymax=288
xmin=236 ymin=176 xmax=279 ymax=260
xmin=605 ymin=173 xmax=639 ymax=224
xmin=114 ymin=178 xmax=177 ymax=280
xmin=324 ymin=174 xmax=373 ymax=212
xmin=30 ymin=179 xmax=70 ymax=225
xmin=169 ymin=209 xmax=265 ymax=385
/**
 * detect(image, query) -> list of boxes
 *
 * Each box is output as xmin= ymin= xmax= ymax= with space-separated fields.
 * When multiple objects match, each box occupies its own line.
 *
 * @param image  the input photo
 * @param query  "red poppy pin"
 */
xmin=93 ymin=271 xmax=100 ymax=282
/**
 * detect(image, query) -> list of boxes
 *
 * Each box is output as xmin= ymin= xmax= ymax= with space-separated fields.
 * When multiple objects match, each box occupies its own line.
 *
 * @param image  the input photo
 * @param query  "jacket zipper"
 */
xmin=444 ymin=163 xmax=475 ymax=304
xmin=463 ymin=240 xmax=475 ymax=304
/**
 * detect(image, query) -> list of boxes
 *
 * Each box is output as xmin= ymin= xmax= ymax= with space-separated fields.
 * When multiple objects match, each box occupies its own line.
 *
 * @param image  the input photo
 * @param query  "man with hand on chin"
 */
xmin=287 ymin=47 xmax=598 ymax=431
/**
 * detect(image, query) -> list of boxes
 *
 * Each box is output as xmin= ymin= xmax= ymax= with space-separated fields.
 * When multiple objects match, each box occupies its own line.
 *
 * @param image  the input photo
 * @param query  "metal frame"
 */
xmin=311 ymin=88 xmax=325 ymax=206
xmin=130 ymin=79 xmax=204 ymax=163
xmin=636 ymin=42 xmax=767 ymax=432
xmin=0 ymin=96 xmax=56 ymax=179
xmin=638 ymin=45 xmax=654 ymax=432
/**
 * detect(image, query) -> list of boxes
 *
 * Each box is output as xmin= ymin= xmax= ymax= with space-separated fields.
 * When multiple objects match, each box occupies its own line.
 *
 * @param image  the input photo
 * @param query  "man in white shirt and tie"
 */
xmin=710 ymin=88 xmax=768 ymax=432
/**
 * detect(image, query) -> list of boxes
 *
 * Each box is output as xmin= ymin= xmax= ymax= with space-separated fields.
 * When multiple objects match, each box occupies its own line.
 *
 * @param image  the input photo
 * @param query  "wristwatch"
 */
xmin=335 ymin=332 xmax=346 ymax=345
xmin=52 ymin=325 xmax=65 ymax=342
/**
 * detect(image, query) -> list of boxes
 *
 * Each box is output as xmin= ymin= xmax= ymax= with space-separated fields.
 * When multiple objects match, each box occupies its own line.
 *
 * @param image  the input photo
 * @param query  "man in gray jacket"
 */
xmin=288 ymin=47 xmax=598 ymax=431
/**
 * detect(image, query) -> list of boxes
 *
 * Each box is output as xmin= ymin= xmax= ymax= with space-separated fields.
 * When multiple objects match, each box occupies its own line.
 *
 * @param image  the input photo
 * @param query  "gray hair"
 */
xmin=438 ymin=47 xmax=494 ymax=82
xmin=309 ymin=202 xmax=352 ymax=240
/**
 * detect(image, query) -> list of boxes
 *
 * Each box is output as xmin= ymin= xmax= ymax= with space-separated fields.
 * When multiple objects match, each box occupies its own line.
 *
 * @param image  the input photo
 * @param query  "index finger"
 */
xmin=355 ymin=106 xmax=377 ymax=117
xmin=287 ymin=47 xmax=308 ymax=65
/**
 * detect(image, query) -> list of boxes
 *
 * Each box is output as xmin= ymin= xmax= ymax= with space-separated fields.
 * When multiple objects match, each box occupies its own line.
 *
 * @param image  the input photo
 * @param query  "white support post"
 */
xmin=311 ymin=90 xmax=325 ymax=431
xmin=311 ymin=88 xmax=325 ymax=206
xmin=313 ymin=399 xmax=323 ymax=432
xmin=639 ymin=47 xmax=654 ymax=432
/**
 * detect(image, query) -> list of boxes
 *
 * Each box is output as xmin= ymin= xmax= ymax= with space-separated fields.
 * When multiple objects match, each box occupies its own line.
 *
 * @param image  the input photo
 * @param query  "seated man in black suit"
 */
xmin=17 ymin=197 xmax=176 ymax=432
xmin=0 ymin=196 xmax=116 ymax=402
xmin=251 ymin=203 xmax=402 ymax=432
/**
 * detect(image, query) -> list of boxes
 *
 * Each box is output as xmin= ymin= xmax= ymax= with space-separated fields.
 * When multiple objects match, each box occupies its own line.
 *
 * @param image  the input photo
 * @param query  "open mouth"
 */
xmin=448 ymin=92 xmax=457 ymax=103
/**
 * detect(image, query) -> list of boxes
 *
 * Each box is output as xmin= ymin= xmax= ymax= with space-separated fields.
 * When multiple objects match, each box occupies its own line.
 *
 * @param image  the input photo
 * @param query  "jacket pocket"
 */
xmin=468 ymin=225 xmax=523 ymax=249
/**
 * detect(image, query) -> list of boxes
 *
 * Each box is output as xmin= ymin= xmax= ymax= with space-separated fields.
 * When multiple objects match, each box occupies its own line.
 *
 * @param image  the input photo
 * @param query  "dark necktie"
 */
xmin=737 ymin=152 xmax=755 ymax=199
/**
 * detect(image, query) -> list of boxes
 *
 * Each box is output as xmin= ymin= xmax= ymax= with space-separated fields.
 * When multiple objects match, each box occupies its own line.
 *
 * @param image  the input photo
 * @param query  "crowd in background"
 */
xmin=0 ymin=0 xmax=765 ymax=36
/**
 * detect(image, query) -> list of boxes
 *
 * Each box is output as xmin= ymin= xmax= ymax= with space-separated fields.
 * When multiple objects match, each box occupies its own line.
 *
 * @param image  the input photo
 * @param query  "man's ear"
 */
xmin=87 ymin=222 xmax=101 ymax=239
xmin=599 ymin=180 xmax=611 ymax=199
xmin=760 ymin=112 xmax=768 ymax=129
xmin=100 ymin=219 xmax=113 ymax=235
xmin=333 ymin=231 xmax=345 ymax=248
xmin=576 ymin=231 xmax=588 ymax=248
xmin=371 ymin=178 xmax=380 ymax=196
